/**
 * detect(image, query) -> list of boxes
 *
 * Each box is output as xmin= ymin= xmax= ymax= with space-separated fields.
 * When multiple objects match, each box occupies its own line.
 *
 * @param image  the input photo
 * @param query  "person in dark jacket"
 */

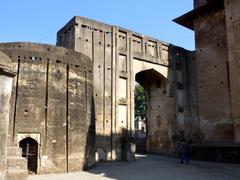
xmin=179 ymin=139 xmax=189 ymax=164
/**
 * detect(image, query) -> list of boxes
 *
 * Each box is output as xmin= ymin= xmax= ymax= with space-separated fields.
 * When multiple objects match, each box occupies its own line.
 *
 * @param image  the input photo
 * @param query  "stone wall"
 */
xmin=224 ymin=0 xmax=240 ymax=143
xmin=0 ymin=43 xmax=94 ymax=174
xmin=0 ymin=51 xmax=28 ymax=180
xmin=194 ymin=7 xmax=233 ymax=142
xmin=0 ymin=52 xmax=13 ymax=180
xmin=174 ymin=0 xmax=240 ymax=163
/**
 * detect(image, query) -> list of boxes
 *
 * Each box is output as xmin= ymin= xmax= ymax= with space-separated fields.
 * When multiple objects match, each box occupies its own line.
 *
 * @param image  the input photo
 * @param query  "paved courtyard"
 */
xmin=29 ymin=154 xmax=240 ymax=180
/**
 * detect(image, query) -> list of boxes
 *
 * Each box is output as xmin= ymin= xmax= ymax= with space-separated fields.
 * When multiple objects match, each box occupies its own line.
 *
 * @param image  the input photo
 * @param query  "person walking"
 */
xmin=179 ymin=139 xmax=189 ymax=164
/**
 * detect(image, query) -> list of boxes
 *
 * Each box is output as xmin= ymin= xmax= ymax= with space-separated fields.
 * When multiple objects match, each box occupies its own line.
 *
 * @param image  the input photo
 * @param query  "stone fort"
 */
xmin=0 ymin=0 xmax=240 ymax=179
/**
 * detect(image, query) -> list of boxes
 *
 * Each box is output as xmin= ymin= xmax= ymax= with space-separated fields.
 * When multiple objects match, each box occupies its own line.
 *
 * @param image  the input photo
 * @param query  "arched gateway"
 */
xmin=135 ymin=68 xmax=170 ymax=153
xmin=57 ymin=16 xmax=195 ymax=159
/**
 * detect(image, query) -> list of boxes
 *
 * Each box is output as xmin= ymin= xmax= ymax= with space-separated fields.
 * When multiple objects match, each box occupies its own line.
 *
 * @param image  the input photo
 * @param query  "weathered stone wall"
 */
xmin=0 ymin=43 xmax=94 ymax=174
xmin=0 ymin=51 xmax=28 ymax=180
xmin=57 ymin=16 xmax=194 ymax=158
xmin=172 ymin=51 xmax=199 ymax=143
xmin=0 ymin=52 xmax=13 ymax=180
xmin=174 ymin=0 xmax=240 ymax=163
xmin=224 ymin=0 xmax=240 ymax=143
xmin=183 ymin=52 xmax=200 ymax=142
xmin=193 ymin=7 xmax=233 ymax=143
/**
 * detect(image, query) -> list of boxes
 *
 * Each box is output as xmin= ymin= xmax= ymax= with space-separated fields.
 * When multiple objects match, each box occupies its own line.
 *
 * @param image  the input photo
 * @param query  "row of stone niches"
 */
xmin=79 ymin=23 xmax=170 ymax=61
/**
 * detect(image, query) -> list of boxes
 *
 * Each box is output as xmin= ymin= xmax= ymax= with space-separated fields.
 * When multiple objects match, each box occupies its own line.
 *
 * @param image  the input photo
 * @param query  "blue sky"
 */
xmin=0 ymin=0 xmax=194 ymax=50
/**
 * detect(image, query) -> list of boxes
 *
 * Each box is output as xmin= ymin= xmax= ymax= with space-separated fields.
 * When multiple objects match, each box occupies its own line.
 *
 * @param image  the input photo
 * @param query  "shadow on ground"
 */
xmin=88 ymin=154 xmax=240 ymax=180
xmin=29 ymin=154 xmax=240 ymax=180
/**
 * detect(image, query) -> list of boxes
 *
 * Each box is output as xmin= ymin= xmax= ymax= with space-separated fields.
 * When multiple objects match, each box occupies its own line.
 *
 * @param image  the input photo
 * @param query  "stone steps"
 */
xmin=6 ymin=169 xmax=28 ymax=180
xmin=6 ymin=146 xmax=28 ymax=180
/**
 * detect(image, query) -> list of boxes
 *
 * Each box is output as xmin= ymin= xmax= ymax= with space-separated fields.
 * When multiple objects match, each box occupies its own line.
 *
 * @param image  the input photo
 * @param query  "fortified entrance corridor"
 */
xmin=134 ymin=82 xmax=147 ymax=153
xmin=135 ymin=69 xmax=170 ymax=153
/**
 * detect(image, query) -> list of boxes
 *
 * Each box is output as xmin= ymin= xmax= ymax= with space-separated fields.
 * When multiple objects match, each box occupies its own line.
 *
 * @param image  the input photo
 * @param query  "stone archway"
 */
xmin=134 ymin=68 xmax=172 ymax=154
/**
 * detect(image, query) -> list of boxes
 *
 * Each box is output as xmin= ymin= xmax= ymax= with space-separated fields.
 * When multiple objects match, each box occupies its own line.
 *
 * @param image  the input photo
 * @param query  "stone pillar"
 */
xmin=0 ymin=51 xmax=15 ymax=180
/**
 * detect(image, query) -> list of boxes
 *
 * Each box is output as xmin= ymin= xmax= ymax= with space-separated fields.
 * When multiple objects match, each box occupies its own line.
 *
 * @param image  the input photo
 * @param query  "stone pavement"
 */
xmin=29 ymin=154 xmax=240 ymax=180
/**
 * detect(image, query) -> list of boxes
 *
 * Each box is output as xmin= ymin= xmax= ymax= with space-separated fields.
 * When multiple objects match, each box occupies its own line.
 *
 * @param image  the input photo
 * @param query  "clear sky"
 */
xmin=0 ymin=0 xmax=194 ymax=50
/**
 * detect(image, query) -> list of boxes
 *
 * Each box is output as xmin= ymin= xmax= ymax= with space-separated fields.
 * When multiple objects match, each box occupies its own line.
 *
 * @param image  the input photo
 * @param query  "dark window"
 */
xmin=177 ymin=82 xmax=184 ymax=89
xmin=156 ymin=80 xmax=161 ymax=88
xmin=178 ymin=106 xmax=184 ymax=113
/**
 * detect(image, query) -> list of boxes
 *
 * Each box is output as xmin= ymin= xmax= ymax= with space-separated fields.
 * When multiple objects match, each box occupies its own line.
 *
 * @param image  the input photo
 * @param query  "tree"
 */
xmin=134 ymin=84 xmax=147 ymax=120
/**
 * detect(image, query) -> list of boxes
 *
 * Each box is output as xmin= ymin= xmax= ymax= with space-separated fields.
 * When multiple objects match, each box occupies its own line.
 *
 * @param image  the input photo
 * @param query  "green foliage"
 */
xmin=135 ymin=84 xmax=147 ymax=119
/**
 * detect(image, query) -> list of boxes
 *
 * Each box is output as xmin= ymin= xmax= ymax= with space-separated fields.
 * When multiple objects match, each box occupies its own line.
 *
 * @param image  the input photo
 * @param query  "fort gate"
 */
xmin=57 ymin=16 xmax=194 ymax=160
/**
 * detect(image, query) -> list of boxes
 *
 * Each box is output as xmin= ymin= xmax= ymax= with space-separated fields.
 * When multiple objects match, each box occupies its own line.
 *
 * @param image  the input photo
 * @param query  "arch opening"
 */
xmin=134 ymin=69 xmax=170 ymax=153
xmin=134 ymin=83 xmax=147 ymax=153
xmin=19 ymin=137 xmax=38 ymax=174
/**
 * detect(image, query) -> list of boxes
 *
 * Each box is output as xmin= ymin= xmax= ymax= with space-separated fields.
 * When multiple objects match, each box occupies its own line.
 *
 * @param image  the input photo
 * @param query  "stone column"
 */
xmin=0 ymin=51 xmax=15 ymax=180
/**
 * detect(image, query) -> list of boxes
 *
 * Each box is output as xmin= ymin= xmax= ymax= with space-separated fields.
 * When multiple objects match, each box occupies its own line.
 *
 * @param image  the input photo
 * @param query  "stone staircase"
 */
xmin=5 ymin=147 xmax=28 ymax=180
